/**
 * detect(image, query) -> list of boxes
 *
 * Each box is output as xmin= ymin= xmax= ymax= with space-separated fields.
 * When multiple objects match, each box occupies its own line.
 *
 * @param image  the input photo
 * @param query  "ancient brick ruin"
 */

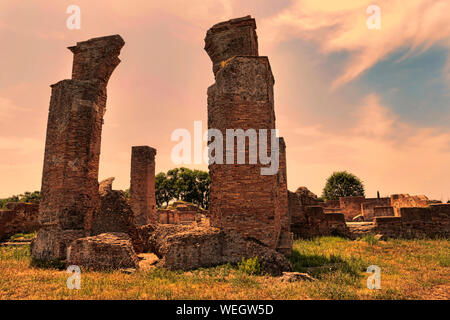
xmin=0 ymin=16 xmax=440 ymax=273
xmin=288 ymin=187 xmax=349 ymax=239
xmin=130 ymin=146 xmax=157 ymax=225
xmin=31 ymin=35 xmax=125 ymax=261
xmin=157 ymin=201 xmax=209 ymax=226
xmin=205 ymin=16 xmax=291 ymax=254
xmin=321 ymin=193 xmax=444 ymax=222
xmin=0 ymin=202 xmax=39 ymax=241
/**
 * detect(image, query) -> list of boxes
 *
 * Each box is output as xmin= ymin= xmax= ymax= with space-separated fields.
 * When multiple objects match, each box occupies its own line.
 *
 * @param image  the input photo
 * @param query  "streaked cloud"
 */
xmin=263 ymin=0 xmax=450 ymax=88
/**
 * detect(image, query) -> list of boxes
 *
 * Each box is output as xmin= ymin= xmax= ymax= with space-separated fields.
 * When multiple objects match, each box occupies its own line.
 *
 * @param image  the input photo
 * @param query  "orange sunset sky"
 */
xmin=0 ymin=0 xmax=449 ymax=200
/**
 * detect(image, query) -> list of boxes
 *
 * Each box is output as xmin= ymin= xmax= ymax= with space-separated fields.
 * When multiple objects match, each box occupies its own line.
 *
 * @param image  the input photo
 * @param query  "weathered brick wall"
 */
xmin=361 ymin=197 xmax=391 ymax=221
xmin=32 ymin=35 xmax=124 ymax=261
xmin=390 ymin=194 xmax=431 ymax=216
xmin=320 ymin=200 xmax=341 ymax=213
xmin=156 ymin=203 xmax=205 ymax=226
xmin=130 ymin=146 xmax=157 ymax=225
xmin=275 ymin=138 xmax=291 ymax=254
xmin=374 ymin=204 xmax=450 ymax=238
xmin=204 ymin=15 xmax=258 ymax=77
xmin=0 ymin=203 xmax=39 ymax=240
xmin=373 ymin=206 xmax=395 ymax=218
xmin=205 ymin=16 xmax=290 ymax=251
xmin=339 ymin=196 xmax=365 ymax=221
xmin=374 ymin=217 xmax=403 ymax=238
xmin=288 ymin=191 xmax=348 ymax=238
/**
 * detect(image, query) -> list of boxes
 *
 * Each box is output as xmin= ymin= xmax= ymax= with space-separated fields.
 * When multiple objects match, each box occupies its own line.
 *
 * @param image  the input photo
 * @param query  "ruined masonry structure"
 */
xmin=205 ymin=16 xmax=292 ymax=253
xmin=130 ymin=146 xmax=157 ymax=225
xmin=32 ymin=35 xmax=124 ymax=261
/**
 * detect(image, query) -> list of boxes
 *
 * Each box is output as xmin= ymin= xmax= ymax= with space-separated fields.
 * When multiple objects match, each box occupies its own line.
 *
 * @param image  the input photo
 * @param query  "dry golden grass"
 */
xmin=0 ymin=236 xmax=448 ymax=300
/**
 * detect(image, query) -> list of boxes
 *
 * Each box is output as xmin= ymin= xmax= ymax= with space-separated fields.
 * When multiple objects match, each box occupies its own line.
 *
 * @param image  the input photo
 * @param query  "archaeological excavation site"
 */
xmin=0 ymin=11 xmax=449 ymax=303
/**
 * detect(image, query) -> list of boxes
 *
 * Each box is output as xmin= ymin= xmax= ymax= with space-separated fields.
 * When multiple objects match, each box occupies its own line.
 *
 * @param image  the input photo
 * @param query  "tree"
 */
xmin=0 ymin=191 xmax=40 ymax=208
xmin=322 ymin=171 xmax=365 ymax=201
xmin=155 ymin=167 xmax=210 ymax=209
xmin=155 ymin=172 xmax=175 ymax=207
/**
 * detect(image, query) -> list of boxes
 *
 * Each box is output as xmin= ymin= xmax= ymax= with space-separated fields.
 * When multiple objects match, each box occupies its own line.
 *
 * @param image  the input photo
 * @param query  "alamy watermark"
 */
xmin=66 ymin=265 xmax=81 ymax=290
xmin=66 ymin=5 xmax=81 ymax=30
xmin=366 ymin=5 xmax=381 ymax=30
xmin=366 ymin=265 xmax=381 ymax=289
xmin=171 ymin=121 xmax=280 ymax=175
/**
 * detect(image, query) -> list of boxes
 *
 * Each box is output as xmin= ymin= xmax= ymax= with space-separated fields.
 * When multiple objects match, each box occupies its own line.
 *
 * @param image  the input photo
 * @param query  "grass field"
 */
xmin=0 ymin=236 xmax=449 ymax=300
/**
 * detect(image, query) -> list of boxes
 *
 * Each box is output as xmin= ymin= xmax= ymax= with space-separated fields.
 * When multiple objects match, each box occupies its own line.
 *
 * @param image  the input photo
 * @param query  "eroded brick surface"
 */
xmin=130 ymin=146 xmax=157 ymax=225
xmin=205 ymin=16 xmax=290 ymax=252
xmin=67 ymin=232 xmax=139 ymax=270
xmin=32 ymin=35 xmax=124 ymax=261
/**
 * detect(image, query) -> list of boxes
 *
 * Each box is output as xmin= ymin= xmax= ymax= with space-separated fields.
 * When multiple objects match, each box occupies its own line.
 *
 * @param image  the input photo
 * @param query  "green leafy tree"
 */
xmin=322 ymin=171 xmax=365 ymax=201
xmin=0 ymin=191 xmax=40 ymax=208
xmin=155 ymin=172 xmax=176 ymax=207
xmin=155 ymin=167 xmax=210 ymax=209
xmin=20 ymin=191 xmax=40 ymax=203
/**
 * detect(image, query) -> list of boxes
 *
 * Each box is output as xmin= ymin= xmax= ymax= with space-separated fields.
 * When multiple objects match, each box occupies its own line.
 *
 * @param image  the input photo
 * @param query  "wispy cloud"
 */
xmin=263 ymin=0 xmax=450 ymax=89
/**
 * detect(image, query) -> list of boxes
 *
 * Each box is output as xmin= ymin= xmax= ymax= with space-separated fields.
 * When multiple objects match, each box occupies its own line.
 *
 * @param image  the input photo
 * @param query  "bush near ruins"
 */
xmin=238 ymin=257 xmax=262 ymax=276
xmin=322 ymin=171 xmax=365 ymax=201
xmin=0 ymin=191 xmax=40 ymax=208
xmin=155 ymin=167 xmax=210 ymax=209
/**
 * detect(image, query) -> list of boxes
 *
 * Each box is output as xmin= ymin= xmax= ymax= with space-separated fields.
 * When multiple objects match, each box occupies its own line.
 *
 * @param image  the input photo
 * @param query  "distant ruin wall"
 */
xmin=361 ymin=198 xmax=391 ymax=221
xmin=390 ymin=194 xmax=431 ymax=216
xmin=288 ymin=191 xmax=348 ymax=239
xmin=0 ymin=203 xmax=39 ymax=240
xmin=374 ymin=204 xmax=450 ymax=238
xmin=339 ymin=196 xmax=365 ymax=221
xmin=373 ymin=206 xmax=395 ymax=218
xmin=130 ymin=146 xmax=157 ymax=225
xmin=32 ymin=35 xmax=124 ymax=261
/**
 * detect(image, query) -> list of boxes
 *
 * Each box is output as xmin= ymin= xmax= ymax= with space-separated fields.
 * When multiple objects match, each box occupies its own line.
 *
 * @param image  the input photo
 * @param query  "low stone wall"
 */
xmin=361 ymin=198 xmax=391 ymax=221
xmin=373 ymin=206 xmax=395 ymax=218
xmin=373 ymin=204 xmax=450 ymax=238
xmin=320 ymin=200 xmax=341 ymax=213
xmin=390 ymin=194 xmax=432 ymax=216
xmin=288 ymin=190 xmax=349 ymax=239
xmin=0 ymin=202 xmax=39 ymax=240
xmin=339 ymin=196 xmax=365 ymax=221
xmin=157 ymin=202 xmax=207 ymax=226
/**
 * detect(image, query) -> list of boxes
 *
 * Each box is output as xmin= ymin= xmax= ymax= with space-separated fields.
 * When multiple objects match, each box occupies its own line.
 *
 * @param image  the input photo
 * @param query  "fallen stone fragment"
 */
xmin=67 ymin=232 xmax=139 ymax=270
xmin=352 ymin=214 xmax=364 ymax=222
xmin=280 ymin=272 xmax=316 ymax=282
xmin=140 ymin=224 xmax=292 ymax=276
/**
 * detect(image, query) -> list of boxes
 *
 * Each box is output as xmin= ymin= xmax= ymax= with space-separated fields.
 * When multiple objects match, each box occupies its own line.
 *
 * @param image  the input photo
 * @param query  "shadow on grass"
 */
xmin=289 ymin=249 xmax=365 ymax=279
xmin=30 ymin=257 xmax=66 ymax=270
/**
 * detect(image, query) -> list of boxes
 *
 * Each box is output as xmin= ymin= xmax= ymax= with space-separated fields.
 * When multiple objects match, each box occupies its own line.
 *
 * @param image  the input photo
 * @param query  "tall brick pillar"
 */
xmin=32 ymin=35 xmax=124 ymax=261
xmin=205 ymin=16 xmax=291 ymax=251
xmin=130 ymin=146 xmax=157 ymax=225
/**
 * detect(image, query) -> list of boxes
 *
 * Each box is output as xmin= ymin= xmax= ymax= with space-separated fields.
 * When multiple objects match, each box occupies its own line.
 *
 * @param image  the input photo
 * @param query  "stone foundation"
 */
xmin=67 ymin=232 xmax=139 ymax=270
xmin=135 ymin=224 xmax=291 ymax=275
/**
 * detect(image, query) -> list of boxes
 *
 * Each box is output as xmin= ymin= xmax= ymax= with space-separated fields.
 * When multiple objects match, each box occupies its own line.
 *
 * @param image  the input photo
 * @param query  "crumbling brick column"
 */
xmin=32 ymin=35 xmax=124 ymax=261
xmin=130 ymin=146 xmax=157 ymax=225
xmin=205 ymin=16 xmax=290 ymax=251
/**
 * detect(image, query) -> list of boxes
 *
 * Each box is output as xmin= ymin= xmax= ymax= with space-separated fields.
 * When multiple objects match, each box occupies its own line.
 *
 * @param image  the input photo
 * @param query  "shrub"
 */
xmin=237 ymin=257 xmax=262 ymax=276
